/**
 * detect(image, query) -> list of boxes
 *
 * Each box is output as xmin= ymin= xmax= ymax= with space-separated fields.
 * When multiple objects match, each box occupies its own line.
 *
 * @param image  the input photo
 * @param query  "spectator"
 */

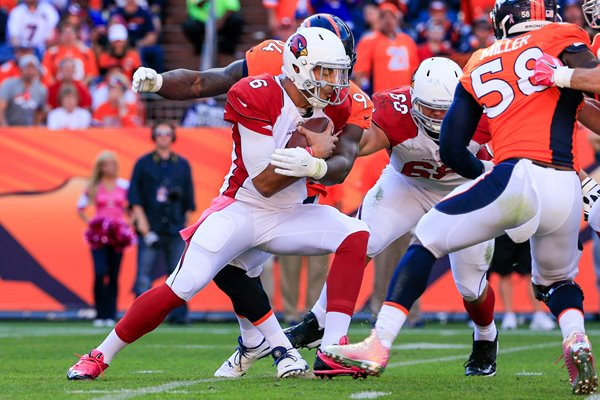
xmin=416 ymin=20 xmax=453 ymax=61
xmin=7 ymin=0 xmax=59 ymax=56
xmin=42 ymin=21 xmax=99 ymax=85
xmin=489 ymin=235 xmax=556 ymax=331
xmin=92 ymin=72 xmax=141 ymax=127
xmin=97 ymin=23 xmax=141 ymax=79
xmin=78 ymin=150 xmax=134 ymax=327
xmin=414 ymin=1 xmax=463 ymax=49
xmin=0 ymin=45 xmax=51 ymax=86
xmin=182 ymin=0 xmax=244 ymax=55
xmin=466 ymin=17 xmax=495 ymax=51
xmin=47 ymin=84 xmax=91 ymax=129
xmin=91 ymin=67 xmax=138 ymax=110
xmin=563 ymin=0 xmax=587 ymax=29
xmin=62 ymin=1 xmax=106 ymax=51
xmin=353 ymin=2 xmax=419 ymax=94
xmin=110 ymin=0 xmax=164 ymax=72
xmin=0 ymin=6 xmax=10 ymax=64
xmin=272 ymin=16 xmax=296 ymax=41
xmin=128 ymin=121 xmax=195 ymax=324
xmin=0 ymin=54 xmax=47 ymax=126
xmin=262 ymin=0 xmax=298 ymax=37
xmin=47 ymin=57 xmax=92 ymax=109
xmin=310 ymin=0 xmax=356 ymax=31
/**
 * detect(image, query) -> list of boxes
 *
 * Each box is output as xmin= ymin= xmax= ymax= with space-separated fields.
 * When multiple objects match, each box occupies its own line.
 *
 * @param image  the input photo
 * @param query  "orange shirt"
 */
xmin=262 ymin=0 xmax=298 ymax=22
xmin=354 ymin=31 xmax=419 ymax=93
xmin=592 ymin=33 xmax=600 ymax=59
xmin=92 ymin=102 xmax=141 ymax=127
xmin=461 ymin=23 xmax=590 ymax=170
xmin=42 ymin=45 xmax=99 ymax=84
xmin=97 ymin=50 xmax=142 ymax=79
xmin=460 ymin=0 xmax=495 ymax=24
xmin=0 ymin=60 xmax=52 ymax=87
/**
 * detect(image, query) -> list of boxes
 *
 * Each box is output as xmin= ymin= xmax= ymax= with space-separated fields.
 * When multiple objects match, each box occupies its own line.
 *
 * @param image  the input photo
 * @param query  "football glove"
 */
xmin=270 ymin=147 xmax=328 ymax=180
xmin=132 ymin=67 xmax=163 ymax=93
xmin=532 ymin=54 xmax=573 ymax=88
xmin=582 ymin=177 xmax=600 ymax=221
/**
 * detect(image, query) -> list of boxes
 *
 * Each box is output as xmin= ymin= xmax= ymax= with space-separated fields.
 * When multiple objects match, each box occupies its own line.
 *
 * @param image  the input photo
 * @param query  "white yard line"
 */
xmin=88 ymin=378 xmax=222 ymax=400
xmin=349 ymin=391 xmax=392 ymax=399
xmin=387 ymin=342 xmax=556 ymax=368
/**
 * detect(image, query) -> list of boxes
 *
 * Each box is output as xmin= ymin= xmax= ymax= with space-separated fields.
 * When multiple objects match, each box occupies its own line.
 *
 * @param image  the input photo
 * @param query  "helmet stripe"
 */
xmin=539 ymin=0 xmax=546 ymax=21
xmin=531 ymin=0 xmax=538 ymax=20
xmin=325 ymin=14 xmax=341 ymax=38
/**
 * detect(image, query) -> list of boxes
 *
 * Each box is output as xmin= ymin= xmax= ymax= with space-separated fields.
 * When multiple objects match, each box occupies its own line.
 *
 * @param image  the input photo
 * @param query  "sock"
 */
xmin=326 ymin=231 xmax=369 ymax=315
xmin=375 ymin=303 xmax=408 ymax=349
xmin=115 ymin=283 xmax=185 ymax=343
xmin=385 ymin=245 xmax=437 ymax=310
xmin=463 ymin=286 xmax=495 ymax=327
xmin=320 ymin=311 xmax=351 ymax=349
xmin=96 ymin=329 xmax=128 ymax=364
xmin=474 ymin=322 xmax=497 ymax=342
xmin=310 ymin=283 xmax=327 ymax=329
xmin=558 ymin=308 xmax=585 ymax=340
xmin=253 ymin=311 xmax=292 ymax=350
xmin=237 ymin=314 xmax=264 ymax=347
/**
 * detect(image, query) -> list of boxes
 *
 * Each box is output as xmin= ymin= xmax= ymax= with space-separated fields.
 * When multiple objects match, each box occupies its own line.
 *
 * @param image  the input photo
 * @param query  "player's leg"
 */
xmin=67 ymin=203 xmax=256 ymax=380
xmin=449 ymin=241 xmax=498 ymax=376
xmin=263 ymin=204 xmax=369 ymax=377
xmin=325 ymin=160 xmax=538 ymax=375
xmin=529 ymin=169 xmax=596 ymax=394
xmin=286 ymin=169 xmax=425 ymax=350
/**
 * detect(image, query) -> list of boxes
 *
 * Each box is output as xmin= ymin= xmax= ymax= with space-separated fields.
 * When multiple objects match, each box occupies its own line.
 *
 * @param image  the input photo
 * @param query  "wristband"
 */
xmin=152 ymin=74 xmax=164 ymax=93
xmin=553 ymin=66 xmax=574 ymax=89
xmin=313 ymin=158 xmax=327 ymax=180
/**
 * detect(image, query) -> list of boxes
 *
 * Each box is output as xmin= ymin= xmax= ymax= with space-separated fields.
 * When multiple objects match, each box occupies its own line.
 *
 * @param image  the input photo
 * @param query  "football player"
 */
xmin=327 ymin=0 xmax=600 ymax=395
xmin=132 ymin=14 xmax=376 ymax=379
xmin=67 ymin=27 xmax=371 ymax=380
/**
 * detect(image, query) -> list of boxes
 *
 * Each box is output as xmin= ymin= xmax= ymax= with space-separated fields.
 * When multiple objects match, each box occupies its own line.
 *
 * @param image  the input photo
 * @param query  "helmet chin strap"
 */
xmin=300 ymin=89 xmax=328 ymax=109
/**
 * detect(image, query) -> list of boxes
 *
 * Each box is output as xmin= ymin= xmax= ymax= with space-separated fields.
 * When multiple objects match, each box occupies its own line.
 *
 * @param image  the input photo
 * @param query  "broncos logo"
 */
xmin=289 ymin=34 xmax=308 ymax=59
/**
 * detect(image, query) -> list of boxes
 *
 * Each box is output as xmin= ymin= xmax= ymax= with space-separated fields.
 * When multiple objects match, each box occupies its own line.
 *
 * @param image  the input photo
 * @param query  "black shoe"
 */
xmin=464 ymin=334 xmax=498 ymax=376
xmin=283 ymin=311 xmax=324 ymax=349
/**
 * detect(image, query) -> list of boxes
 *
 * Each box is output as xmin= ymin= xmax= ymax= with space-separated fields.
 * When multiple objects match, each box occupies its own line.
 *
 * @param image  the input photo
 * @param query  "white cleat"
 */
xmin=214 ymin=337 xmax=271 ymax=378
xmin=529 ymin=311 xmax=555 ymax=331
xmin=272 ymin=347 xmax=311 ymax=379
xmin=501 ymin=312 xmax=517 ymax=330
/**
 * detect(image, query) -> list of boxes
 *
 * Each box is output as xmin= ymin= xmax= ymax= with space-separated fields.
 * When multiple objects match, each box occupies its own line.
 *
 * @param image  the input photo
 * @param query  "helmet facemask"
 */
xmin=299 ymin=62 xmax=350 ymax=108
xmin=583 ymin=0 xmax=600 ymax=28
xmin=411 ymin=99 xmax=449 ymax=142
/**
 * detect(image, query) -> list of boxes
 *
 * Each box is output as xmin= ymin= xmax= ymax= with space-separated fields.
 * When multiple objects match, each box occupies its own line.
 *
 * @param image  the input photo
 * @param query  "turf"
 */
xmin=1 ymin=321 xmax=598 ymax=400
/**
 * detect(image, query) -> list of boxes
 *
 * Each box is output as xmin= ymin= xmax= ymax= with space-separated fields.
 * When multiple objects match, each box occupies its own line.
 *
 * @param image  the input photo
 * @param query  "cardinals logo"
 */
xmin=289 ymin=34 xmax=308 ymax=59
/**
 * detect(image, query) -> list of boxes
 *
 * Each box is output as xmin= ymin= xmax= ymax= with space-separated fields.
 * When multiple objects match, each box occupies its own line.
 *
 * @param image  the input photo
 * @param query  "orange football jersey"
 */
xmin=245 ymin=39 xmax=373 ymax=130
xmin=592 ymin=33 xmax=600 ymax=59
xmin=461 ymin=23 xmax=591 ymax=170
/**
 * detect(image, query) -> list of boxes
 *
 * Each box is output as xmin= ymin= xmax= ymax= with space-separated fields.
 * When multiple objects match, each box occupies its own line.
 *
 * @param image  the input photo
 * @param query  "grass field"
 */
xmin=2 ymin=321 xmax=600 ymax=400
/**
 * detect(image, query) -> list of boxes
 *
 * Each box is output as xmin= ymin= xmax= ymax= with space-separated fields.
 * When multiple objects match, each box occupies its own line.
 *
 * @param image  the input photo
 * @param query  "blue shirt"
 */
xmin=128 ymin=152 xmax=195 ymax=235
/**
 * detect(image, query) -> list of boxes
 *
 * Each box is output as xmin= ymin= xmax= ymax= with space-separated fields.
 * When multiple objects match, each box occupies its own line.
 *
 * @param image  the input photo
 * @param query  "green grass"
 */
xmin=1 ymin=321 xmax=599 ymax=399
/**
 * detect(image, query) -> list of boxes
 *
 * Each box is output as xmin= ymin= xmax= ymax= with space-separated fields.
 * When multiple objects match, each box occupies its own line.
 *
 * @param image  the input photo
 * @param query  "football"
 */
xmin=286 ymin=116 xmax=331 ymax=149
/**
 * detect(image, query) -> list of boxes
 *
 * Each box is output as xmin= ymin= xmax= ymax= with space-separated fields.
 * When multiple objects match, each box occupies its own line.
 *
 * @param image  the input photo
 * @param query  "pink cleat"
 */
xmin=324 ymin=330 xmax=389 ymax=376
xmin=562 ymin=331 xmax=598 ymax=395
xmin=67 ymin=350 xmax=108 ymax=380
xmin=313 ymin=336 xmax=368 ymax=379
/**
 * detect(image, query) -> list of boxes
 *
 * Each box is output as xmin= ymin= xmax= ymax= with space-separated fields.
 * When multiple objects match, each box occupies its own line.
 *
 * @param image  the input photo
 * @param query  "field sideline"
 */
xmin=2 ymin=321 xmax=600 ymax=400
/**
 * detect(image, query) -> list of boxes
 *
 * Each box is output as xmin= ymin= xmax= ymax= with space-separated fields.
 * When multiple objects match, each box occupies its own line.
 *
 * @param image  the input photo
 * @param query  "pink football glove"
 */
xmin=532 ymin=54 xmax=564 ymax=86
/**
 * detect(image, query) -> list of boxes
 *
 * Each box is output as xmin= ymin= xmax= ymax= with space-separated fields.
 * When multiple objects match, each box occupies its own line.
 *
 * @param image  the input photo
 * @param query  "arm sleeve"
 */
xmin=239 ymin=123 xmax=275 ymax=179
xmin=439 ymin=83 xmax=485 ymax=180
xmin=127 ymin=161 xmax=142 ymax=206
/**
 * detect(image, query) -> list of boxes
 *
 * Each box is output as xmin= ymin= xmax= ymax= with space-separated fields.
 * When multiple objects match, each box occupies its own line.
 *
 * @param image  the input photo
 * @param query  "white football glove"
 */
xmin=132 ymin=67 xmax=163 ymax=93
xmin=582 ymin=177 xmax=600 ymax=222
xmin=270 ymin=147 xmax=328 ymax=180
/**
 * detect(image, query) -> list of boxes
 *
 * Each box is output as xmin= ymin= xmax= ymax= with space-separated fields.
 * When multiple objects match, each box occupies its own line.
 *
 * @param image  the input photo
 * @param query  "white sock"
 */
xmin=310 ymin=283 xmax=327 ymax=329
xmin=558 ymin=308 xmax=585 ymax=340
xmin=237 ymin=315 xmax=264 ymax=347
xmin=253 ymin=312 xmax=292 ymax=350
xmin=320 ymin=311 xmax=351 ymax=349
xmin=96 ymin=329 xmax=128 ymax=364
xmin=375 ymin=304 xmax=408 ymax=349
xmin=474 ymin=321 xmax=497 ymax=342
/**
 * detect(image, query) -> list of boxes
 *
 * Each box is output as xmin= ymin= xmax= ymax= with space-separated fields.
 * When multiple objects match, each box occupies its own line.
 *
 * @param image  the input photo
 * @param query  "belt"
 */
xmin=504 ymin=158 xmax=573 ymax=171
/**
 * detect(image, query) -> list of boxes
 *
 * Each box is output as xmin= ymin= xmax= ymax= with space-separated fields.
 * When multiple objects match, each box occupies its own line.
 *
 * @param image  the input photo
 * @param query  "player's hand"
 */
xmin=298 ymin=120 xmax=337 ymax=159
xmin=532 ymin=54 xmax=572 ymax=88
xmin=132 ymin=67 xmax=163 ymax=93
xmin=270 ymin=147 xmax=328 ymax=180
xmin=143 ymin=231 xmax=160 ymax=246
xmin=582 ymin=177 xmax=600 ymax=221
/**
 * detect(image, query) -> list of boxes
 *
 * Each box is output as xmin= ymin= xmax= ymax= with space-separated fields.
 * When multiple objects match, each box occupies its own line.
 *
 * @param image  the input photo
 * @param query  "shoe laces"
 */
xmin=73 ymin=352 xmax=106 ymax=379
xmin=273 ymin=349 xmax=298 ymax=366
xmin=233 ymin=336 xmax=250 ymax=367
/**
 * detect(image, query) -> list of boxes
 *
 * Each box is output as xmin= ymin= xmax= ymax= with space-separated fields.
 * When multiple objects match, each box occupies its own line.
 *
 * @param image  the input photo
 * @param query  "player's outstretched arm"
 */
xmin=357 ymin=124 xmax=391 ymax=157
xmin=132 ymin=59 xmax=246 ymax=100
xmin=579 ymin=99 xmax=600 ymax=134
xmin=533 ymin=50 xmax=600 ymax=94
xmin=439 ymin=84 xmax=485 ymax=180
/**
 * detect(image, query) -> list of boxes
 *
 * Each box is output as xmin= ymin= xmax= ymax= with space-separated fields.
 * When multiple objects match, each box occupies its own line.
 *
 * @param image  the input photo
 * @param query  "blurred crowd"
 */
xmin=0 ymin=0 xmax=596 ymax=128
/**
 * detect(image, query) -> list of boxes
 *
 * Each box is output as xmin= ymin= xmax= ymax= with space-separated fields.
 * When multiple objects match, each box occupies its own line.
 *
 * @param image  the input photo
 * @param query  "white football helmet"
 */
xmin=282 ymin=27 xmax=351 ymax=109
xmin=410 ymin=57 xmax=462 ymax=142
xmin=583 ymin=0 xmax=600 ymax=28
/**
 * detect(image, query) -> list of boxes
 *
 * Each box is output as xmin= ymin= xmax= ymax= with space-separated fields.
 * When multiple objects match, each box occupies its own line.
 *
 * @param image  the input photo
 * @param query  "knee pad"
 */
xmin=533 ymin=280 xmax=584 ymax=305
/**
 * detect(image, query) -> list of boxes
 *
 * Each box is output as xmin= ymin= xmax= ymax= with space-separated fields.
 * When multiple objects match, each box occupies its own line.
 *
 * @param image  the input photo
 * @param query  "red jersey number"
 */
xmin=401 ymin=161 xmax=453 ymax=179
